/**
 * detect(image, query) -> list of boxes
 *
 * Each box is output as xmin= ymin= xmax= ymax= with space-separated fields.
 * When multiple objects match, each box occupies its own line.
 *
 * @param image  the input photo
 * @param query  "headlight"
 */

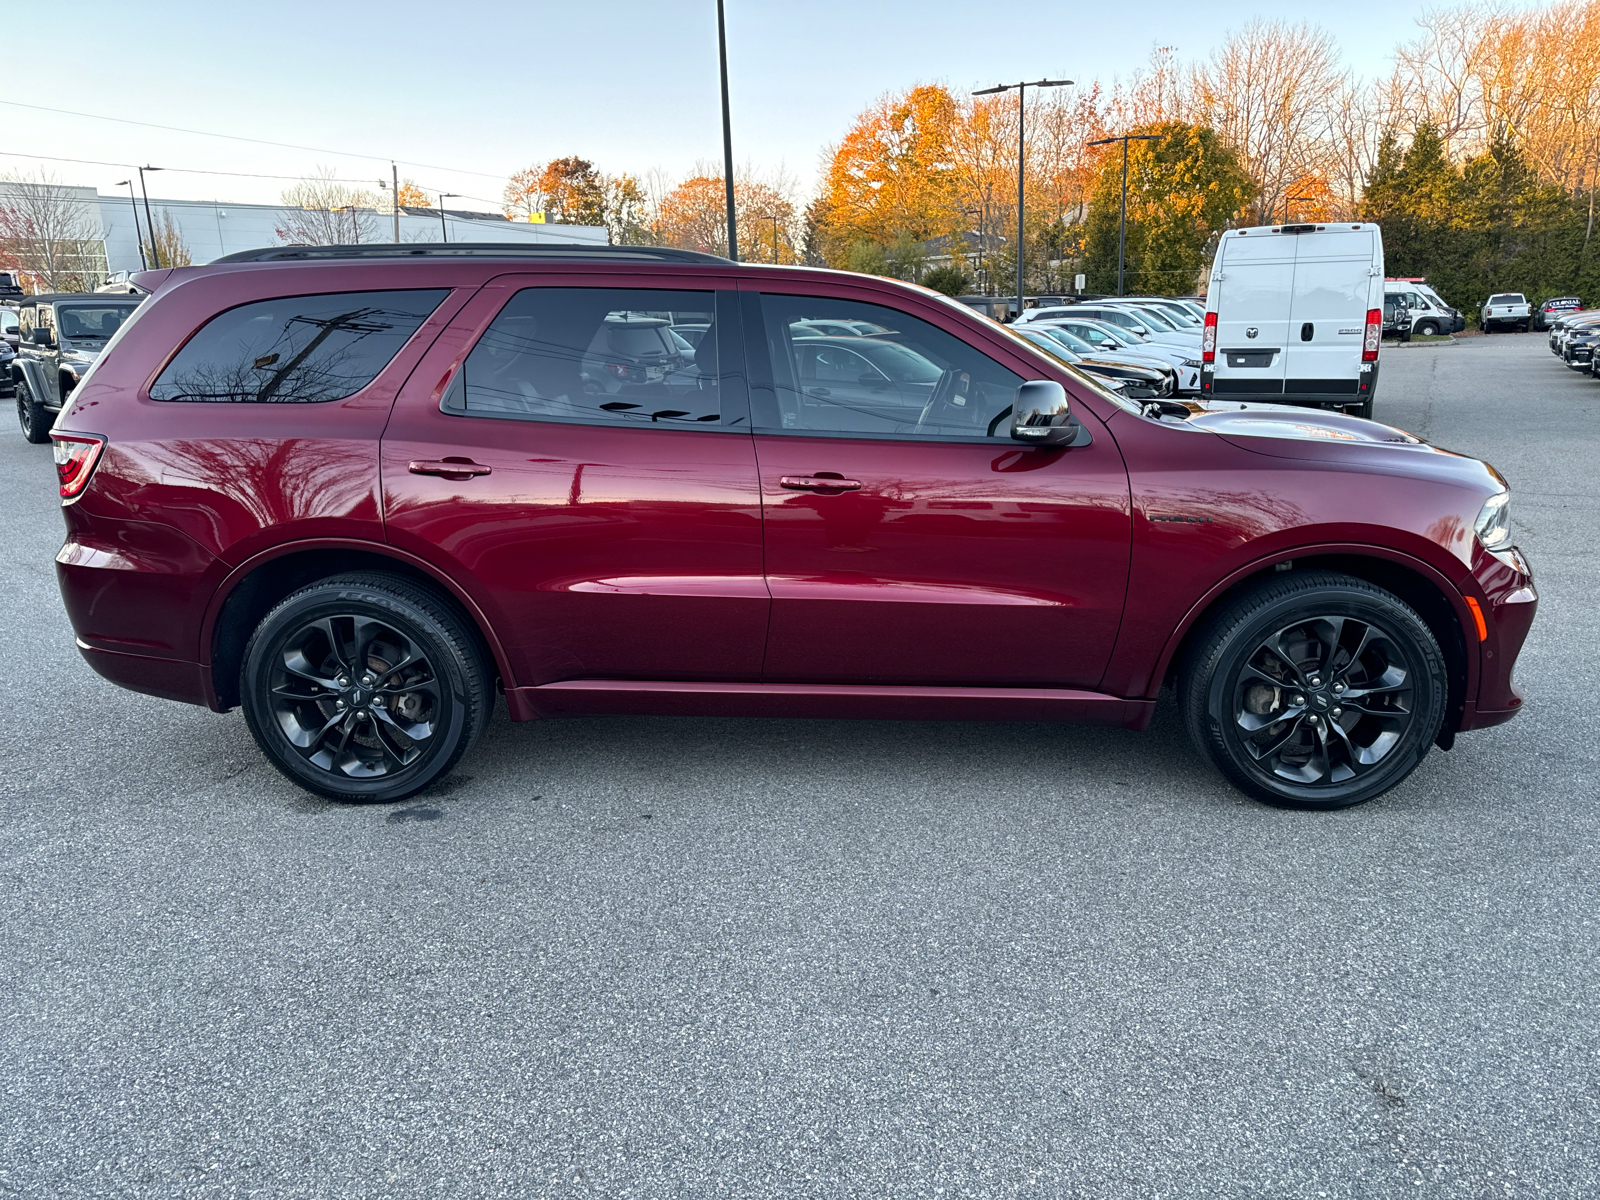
xmin=1182 ymin=358 xmax=1202 ymax=368
xmin=1474 ymin=491 xmax=1512 ymax=551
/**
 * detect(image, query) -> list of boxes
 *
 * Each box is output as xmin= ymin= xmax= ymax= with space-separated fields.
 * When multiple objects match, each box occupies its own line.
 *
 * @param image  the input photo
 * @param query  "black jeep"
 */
xmin=13 ymin=293 xmax=144 ymax=443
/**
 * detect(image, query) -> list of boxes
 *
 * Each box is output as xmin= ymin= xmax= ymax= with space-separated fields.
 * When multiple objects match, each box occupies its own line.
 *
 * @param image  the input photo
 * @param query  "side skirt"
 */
xmin=507 ymin=679 xmax=1154 ymax=729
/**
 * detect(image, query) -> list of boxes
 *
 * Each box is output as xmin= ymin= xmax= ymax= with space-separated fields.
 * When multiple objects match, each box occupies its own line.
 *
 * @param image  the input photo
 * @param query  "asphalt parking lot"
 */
xmin=2 ymin=332 xmax=1597 ymax=1199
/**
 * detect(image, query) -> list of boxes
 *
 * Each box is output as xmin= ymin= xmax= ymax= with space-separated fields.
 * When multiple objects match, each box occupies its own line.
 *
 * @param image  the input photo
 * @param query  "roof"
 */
xmin=211 ymin=242 xmax=731 ymax=265
xmin=16 ymin=292 xmax=145 ymax=305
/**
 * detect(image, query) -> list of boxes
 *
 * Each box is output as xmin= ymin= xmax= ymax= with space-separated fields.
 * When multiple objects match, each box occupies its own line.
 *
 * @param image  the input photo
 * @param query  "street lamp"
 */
xmin=116 ymin=180 xmax=148 ymax=270
xmin=962 ymin=208 xmax=983 ymax=285
xmin=972 ymin=77 xmax=1072 ymax=321
xmin=137 ymin=166 xmax=163 ymax=268
xmin=717 ymin=0 xmax=738 ymax=261
xmin=757 ymin=213 xmax=781 ymax=263
xmin=1284 ymin=194 xmax=1314 ymax=223
xmin=1085 ymin=134 xmax=1160 ymax=296
xmin=437 ymin=194 xmax=458 ymax=243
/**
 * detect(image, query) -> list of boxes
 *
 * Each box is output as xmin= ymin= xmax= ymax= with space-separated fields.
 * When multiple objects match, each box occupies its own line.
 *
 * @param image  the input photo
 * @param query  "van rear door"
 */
xmin=1284 ymin=228 xmax=1376 ymax=402
xmin=1209 ymin=232 xmax=1294 ymax=397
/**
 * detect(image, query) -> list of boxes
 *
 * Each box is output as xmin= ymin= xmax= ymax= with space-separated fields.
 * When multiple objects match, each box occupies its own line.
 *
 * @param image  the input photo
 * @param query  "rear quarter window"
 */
xmin=150 ymin=289 xmax=448 ymax=403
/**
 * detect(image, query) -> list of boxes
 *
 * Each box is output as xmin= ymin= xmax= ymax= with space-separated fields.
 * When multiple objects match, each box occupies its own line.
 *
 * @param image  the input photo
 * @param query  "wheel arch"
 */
xmin=1155 ymin=547 xmax=1475 ymax=746
xmin=202 ymin=540 xmax=516 ymax=715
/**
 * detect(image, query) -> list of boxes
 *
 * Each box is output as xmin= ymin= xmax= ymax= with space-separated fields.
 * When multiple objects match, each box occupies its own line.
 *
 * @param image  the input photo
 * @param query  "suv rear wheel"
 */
xmin=240 ymin=573 xmax=491 ymax=803
xmin=16 ymin=378 xmax=50 ymax=444
xmin=1180 ymin=572 xmax=1447 ymax=810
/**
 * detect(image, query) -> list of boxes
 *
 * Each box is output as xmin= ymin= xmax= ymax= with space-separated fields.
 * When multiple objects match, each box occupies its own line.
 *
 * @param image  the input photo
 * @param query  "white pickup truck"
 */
xmin=1481 ymin=292 xmax=1532 ymax=333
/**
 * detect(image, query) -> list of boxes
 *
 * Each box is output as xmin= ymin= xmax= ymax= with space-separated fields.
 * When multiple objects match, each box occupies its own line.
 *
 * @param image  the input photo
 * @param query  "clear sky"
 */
xmin=1 ymin=0 xmax=1541 ymax=213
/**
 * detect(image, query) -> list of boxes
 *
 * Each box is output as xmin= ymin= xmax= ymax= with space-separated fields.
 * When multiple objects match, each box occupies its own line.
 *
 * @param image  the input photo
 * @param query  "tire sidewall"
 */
xmin=1199 ymin=585 xmax=1445 ymax=810
xmin=241 ymin=581 xmax=474 ymax=803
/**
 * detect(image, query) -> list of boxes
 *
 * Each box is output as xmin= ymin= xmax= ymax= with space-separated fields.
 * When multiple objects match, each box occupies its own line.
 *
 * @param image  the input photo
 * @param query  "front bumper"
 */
xmin=1456 ymin=543 xmax=1537 ymax=732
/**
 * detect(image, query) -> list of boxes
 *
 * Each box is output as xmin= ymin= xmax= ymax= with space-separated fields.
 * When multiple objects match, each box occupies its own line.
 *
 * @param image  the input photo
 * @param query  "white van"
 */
xmin=1384 ymin=279 xmax=1464 ymax=336
xmin=1201 ymin=223 xmax=1385 ymax=418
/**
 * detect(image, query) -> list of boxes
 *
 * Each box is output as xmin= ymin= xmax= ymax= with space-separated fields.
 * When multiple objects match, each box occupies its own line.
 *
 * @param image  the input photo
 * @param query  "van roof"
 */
xmin=1221 ymin=223 xmax=1377 ymax=237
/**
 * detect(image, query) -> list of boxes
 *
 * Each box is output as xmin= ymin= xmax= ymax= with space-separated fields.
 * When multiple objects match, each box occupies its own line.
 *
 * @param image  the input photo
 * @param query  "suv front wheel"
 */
xmin=16 ymin=378 xmax=50 ymax=444
xmin=240 ymin=573 xmax=492 ymax=803
xmin=1181 ymin=572 xmax=1447 ymax=810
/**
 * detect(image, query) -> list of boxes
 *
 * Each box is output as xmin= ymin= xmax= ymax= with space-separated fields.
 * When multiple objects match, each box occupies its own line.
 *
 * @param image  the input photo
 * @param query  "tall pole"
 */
xmin=717 ymin=0 xmax=738 ymax=261
xmin=117 ymin=180 xmax=147 ymax=270
xmin=974 ymin=78 xmax=1070 ymax=319
xmin=438 ymin=194 xmax=458 ymax=243
xmin=392 ymin=163 xmax=401 ymax=243
xmin=138 ymin=166 xmax=162 ymax=269
xmin=1118 ymin=140 xmax=1129 ymax=297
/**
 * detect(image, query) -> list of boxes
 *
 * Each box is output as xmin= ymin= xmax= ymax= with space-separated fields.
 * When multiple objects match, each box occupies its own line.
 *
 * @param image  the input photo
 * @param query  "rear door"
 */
xmin=1209 ymin=232 xmax=1295 ymax=397
xmin=1283 ymin=228 xmax=1376 ymax=400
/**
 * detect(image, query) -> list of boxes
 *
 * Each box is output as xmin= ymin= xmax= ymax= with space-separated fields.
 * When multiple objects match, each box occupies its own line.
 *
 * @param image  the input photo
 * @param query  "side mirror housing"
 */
xmin=1010 ymin=380 xmax=1076 ymax=445
xmin=32 ymin=327 xmax=53 ymax=346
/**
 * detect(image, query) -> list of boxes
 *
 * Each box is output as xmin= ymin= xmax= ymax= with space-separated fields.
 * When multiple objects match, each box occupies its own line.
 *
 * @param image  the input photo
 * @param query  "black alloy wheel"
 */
xmin=16 ymin=377 xmax=50 ymax=444
xmin=240 ymin=573 xmax=491 ymax=802
xmin=1182 ymin=572 xmax=1446 ymax=810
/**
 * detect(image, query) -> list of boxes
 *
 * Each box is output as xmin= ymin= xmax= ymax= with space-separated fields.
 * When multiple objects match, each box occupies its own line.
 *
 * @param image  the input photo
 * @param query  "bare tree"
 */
xmin=147 ymin=209 xmax=193 ymax=269
xmin=277 ymin=167 xmax=380 ymax=245
xmin=1187 ymin=21 xmax=1348 ymax=225
xmin=0 ymin=170 xmax=106 ymax=292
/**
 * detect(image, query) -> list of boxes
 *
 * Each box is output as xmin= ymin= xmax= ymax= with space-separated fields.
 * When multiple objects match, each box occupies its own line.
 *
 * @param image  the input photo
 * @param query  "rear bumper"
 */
xmin=75 ymin=639 xmax=212 ymax=707
xmin=1201 ymin=359 xmax=1378 ymax=408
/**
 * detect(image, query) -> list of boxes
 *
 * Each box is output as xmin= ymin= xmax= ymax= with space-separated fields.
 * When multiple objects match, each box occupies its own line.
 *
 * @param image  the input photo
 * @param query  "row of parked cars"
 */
xmin=1546 ymin=302 xmax=1600 ymax=375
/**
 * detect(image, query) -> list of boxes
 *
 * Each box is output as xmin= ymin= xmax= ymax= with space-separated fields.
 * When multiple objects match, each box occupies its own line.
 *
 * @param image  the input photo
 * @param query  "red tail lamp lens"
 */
xmin=1362 ymin=309 xmax=1382 ymax=361
xmin=1202 ymin=311 xmax=1218 ymax=363
xmin=51 ymin=432 xmax=106 ymax=500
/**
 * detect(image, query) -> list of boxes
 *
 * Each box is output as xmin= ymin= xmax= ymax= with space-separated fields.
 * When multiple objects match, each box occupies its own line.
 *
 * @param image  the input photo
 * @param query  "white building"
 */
xmin=2 ymin=181 xmax=608 ymax=287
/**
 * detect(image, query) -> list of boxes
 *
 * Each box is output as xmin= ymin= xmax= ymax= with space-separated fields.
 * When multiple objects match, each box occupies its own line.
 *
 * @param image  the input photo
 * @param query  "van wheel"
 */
xmin=240 ymin=573 xmax=492 ymax=803
xmin=1350 ymin=399 xmax=1373 ymax=419
xmin=1417 ymin=320 xmax=1440 ymax=336
xmin=1180 ymin=572 xmax=1446 ymax=810
xmin=15 ymin=379 xmax=50 ymax=444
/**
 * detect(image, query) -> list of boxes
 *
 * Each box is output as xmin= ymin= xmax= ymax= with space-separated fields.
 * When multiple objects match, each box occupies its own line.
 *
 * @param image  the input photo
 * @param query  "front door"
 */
xmin=744 ymin=288 xmax=1132 ymax=688
xmin=381 ymin=278 xmax=769 ymax=687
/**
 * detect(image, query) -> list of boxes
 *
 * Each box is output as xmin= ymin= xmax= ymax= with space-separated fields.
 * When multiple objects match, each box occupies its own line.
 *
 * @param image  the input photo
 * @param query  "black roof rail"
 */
xmin=210 ymin=242 xmax=734 ymax=265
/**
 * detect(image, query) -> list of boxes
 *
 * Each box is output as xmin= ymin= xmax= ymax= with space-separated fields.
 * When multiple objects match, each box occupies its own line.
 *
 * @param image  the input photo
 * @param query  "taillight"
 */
xmin=50 ymin=432 xmax=106 ymax=500
xmin=1202 ymin=311 xmax=1217 ymax=363
xmin=1362 ymin=308 xmax=1381 ymax=361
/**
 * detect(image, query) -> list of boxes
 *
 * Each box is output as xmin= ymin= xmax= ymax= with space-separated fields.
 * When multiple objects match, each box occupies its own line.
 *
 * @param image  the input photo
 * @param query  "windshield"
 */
xmin=1036 ymin=326 xmax=1097 ymax=355
xmin=1125 ymin=305 xmax=1178 ymax=331
xmin=57 ymin=304 xmax=140 ymax=341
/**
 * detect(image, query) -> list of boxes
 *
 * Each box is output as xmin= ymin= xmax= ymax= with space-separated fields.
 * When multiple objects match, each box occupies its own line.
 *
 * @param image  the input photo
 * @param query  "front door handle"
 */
xmin=780 ymin=475 xmax=862 ymax=492
xmin=409 ymin=458 xmax=492 ymax=479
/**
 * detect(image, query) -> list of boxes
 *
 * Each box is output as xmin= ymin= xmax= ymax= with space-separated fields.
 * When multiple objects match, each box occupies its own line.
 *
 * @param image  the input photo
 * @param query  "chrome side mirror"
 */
xmin=1010 ymin=380 xmax=1076 ymax=445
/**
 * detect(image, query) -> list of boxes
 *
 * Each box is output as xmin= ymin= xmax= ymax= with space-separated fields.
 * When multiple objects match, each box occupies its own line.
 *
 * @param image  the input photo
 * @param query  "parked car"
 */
xmin=0 ymin=270 xmax=23 ymax=301
xmin=47 ymin=242 xmax=1535 ymax=813
xmin=1012 ymin=326 xmax=1173 ymax=398
xmin=1549 ymin=311 xmax=1600 ymax=357
xmin=0 ymin=339 xmax=13 ymax=400
xmin=1202 ymin=223 xmax=1384 ymax=419
xmin=1 ymin=306 xmax=19 ymax=352
xmin=13 ymin=292 xmax=146 ymax=443
xmin=1031 ymin=317 xmax=1203 ymax=393
xmin=96 ymin=271 xmax=147 ymax=295
xmin=1560 ymin=323 xmax=1600 ymax=370
xmin=1383 ymin=281 xmax=1464 ymax=336
xmin=1020 ymin=323 xmax=1180 ymax=394
xmin=1382 ymin=294 xmax=1413 ymax=342
xmin=1533 ymin=296 xmax=1582 ymax=331
xmin=952 ymin=295 xmax=1013 ymax=323
xmin=1101 ymin=297 xmax=1204 ymax=328
xmin=1481 ymin=293 xmax=1532 ymax=333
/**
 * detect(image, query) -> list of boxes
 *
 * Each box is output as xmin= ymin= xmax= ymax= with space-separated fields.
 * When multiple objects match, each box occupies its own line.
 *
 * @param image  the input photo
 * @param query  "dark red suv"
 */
xmin=48 ymin=244 xmax=1536 ymax=809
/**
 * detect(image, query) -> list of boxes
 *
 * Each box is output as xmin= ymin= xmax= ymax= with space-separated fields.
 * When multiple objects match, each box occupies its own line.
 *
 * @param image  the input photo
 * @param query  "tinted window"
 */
xmin=57 ymin=304 xmax=139 ymax=341
xmin=754 ymin=294 xmax=1023 ymax=440
xmin=446 ymin=288 xmax=742 ymax=430
xmin=1488 ymin=294 xmax=1525 ymax=305
xmin=150 ymin=289 xmax=447 ymax=404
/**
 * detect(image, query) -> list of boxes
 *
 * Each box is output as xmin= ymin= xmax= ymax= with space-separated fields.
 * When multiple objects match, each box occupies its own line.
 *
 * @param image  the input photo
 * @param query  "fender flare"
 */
xmin=197 ymin=537 xmax=523 ymax=716
xmin=13 ymin=356 xmax=49 ymax=398
xmin=1141 ymin=542 xmax=1480 ymax=703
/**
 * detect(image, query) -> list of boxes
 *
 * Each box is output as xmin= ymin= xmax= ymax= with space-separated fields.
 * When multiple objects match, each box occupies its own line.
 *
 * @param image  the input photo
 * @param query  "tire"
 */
xmin=15 ymin=377 xmax=50 ymax=444
xmin=1417 ymin=321 xmax=1440 ymax=337
xmin=1180 ymin=571 xmax=1447 ymax=810
xmin=240 ymin=572 xmax=492 ymax=803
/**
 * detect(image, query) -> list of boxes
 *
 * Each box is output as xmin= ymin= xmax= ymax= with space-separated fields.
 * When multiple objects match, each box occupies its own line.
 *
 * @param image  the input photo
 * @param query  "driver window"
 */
xmin=755 ymin=294 xmax=1022 ymax=440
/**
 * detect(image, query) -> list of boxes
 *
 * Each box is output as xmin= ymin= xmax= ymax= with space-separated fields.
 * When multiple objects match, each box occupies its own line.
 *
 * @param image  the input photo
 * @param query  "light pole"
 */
xmin=716 ymin=0 xmax=738 ymax=261
xmin=116 ymin=180 xmax=148 ymax=270
xmin=758 ymin=213 xmax=780 ymax=262
xmin=973 ymin=77 xmax=1072 ymax=320
xmin=137 ymin=166 xmax=163 ymax=268
xmin=1085 ymin=134 xmax=1160 ymax=296
xmin=437 ymin=194 xmax=458 ymax=243
xmin=1284 ymin=194 xmax=1314 ymax=223
xmin=962 ymin=208 xmax=982 ymax=287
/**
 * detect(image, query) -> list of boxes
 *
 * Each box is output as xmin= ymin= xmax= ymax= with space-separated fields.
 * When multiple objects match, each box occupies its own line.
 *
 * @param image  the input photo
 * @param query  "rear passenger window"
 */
xmin=150 ymin=289 xmax=447 ymax=403
xmin=444 ymin=288 xmax=743 ymax=429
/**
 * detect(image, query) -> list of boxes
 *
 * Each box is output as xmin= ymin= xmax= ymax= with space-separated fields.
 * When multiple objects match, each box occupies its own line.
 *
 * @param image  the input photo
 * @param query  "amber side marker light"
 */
xmin=50 ymin=432 xmax=106 ymax=500
xmin=1463 ymin=596 xmax=1488 ymax=642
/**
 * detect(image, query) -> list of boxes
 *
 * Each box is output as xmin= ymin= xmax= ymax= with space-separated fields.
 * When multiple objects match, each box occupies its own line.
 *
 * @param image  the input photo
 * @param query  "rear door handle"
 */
xmin=408 ymin=458 xmax=492 ymax=478
xmin=780 ymin=475 xmax=861 ymax=492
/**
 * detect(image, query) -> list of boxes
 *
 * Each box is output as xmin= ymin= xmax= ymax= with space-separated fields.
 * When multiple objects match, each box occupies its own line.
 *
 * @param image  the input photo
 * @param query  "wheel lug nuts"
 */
xmin=335 ymin=699 xmax=345 ymax=709
xmin=1293 ymin=694 xmax=1305 ymax=706
xmin=1332 ymin=707 xmax=1342 ymax=718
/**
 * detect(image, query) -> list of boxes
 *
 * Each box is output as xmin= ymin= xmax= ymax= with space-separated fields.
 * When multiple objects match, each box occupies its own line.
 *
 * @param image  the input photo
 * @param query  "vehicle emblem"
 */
xmin=1246 ymin=327 xmax=1259 ymax=339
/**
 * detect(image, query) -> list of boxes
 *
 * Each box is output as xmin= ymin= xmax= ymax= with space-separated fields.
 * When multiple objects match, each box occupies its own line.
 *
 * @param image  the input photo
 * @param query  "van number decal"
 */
xmin=1338 ymin=327 xmax=1361 ymax=335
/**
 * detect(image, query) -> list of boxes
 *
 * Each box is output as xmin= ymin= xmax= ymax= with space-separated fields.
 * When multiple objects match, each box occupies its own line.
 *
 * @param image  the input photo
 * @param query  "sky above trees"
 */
xmin=0 ymin=0 xmax=1550 ymax=212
